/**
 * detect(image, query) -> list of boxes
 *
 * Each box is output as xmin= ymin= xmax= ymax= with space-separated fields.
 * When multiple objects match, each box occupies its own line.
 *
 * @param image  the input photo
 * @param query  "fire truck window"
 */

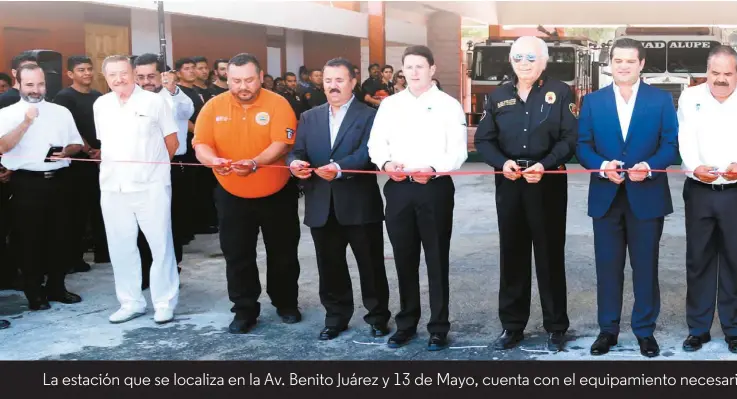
xmin=667 ymin=41 xmax=720 ymax=74
xmin=642 ymin=44 xmax=667 ymax=74
xmin=473 ymin=47 xmax=514 ymax=82
xmin=545 ymin=48 xmax=576 ymax=82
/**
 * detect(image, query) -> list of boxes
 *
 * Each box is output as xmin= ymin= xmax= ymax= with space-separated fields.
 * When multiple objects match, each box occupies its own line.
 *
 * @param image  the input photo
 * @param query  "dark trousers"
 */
xmin=384 ymin=176 xmax=454 ymax=334
xmin=139 ymin=160 xmax=189 ymax=283
xmin=684 ymin=179 xmax=737 ymax=337
xmin=593 ymin=185 xmax=663 ymax=338
xmin=187 ymin=132 xmax=217 ymax=232
xmin=215 ymin=181 xmax=301 ymax=322
xmin=68 ymin=160 xmax=108 ymax=264
xmin=10 ymin=169 xmax=73 ymax=299
xmin=310 ymin=204 xmax=390 ymax=328
xmin=495 ymin=174 xmax=569 ymax=333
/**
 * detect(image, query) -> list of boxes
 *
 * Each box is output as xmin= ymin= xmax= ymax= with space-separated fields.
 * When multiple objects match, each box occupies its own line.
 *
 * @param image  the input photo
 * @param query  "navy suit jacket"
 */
xmin=576 ymin=82 xmax=679 ymax=220
xmin=287 ymin=99 xmax=384 ymax=228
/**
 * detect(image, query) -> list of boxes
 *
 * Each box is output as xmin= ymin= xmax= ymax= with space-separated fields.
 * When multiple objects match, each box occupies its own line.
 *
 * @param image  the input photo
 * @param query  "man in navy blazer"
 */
xmin=576 ymin=39 xmax=678 ymax=358
xmin=288 ymin=58 xmax=390 ymax=341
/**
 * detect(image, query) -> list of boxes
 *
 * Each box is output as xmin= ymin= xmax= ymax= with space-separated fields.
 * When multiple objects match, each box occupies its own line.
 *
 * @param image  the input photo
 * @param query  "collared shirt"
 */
xmin=329 ymin=95 xmax=354 ymax=148
xmin=0 ymin=98 xmax=83 ymax=171
xmin=159 ymin=87 xmax=195 ymax=156
xmin=93 ymin=85 xmax=178 ymax=192
xmin=474 ymin=74 xmax=578 ymax=170
xmin=613 ymin=79 xmax=640 ymax=141
xmin=367 ymin=85 xmax=468 ymax=172
xmin=193 ymin=89 xmax=297 ymax=199
xmin=678 ymin=82 xmax=737 ymax=185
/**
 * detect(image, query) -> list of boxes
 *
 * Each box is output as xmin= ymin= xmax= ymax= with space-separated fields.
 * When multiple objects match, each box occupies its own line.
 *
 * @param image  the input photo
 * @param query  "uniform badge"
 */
xmin=545 ymin=92 xmax=556 ymax=104
xmin=305 ymin=92 xmax=311 ymax=100
xmin=569 ymin=103 xmax=579 ymax=119
xmin=286 ymin=128 xmax=294 ymax=139
xmin=255 ymin=112 xmax=270 ymax=126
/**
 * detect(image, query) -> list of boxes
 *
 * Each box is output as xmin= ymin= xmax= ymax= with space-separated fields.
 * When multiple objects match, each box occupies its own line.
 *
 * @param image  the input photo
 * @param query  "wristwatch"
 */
xmin=250 ymin=159 xmax=258 ymax=172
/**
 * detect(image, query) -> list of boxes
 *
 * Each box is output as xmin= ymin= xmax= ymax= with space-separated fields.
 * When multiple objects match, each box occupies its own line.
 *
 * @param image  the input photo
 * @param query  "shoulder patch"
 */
xmin=569 ymin=103 xmax=579 ymax=119
xmin=286 ymin=128 xmax=294 ymax=139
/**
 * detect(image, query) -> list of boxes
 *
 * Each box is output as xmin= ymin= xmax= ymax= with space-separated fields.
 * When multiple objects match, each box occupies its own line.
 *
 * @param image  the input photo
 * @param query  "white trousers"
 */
xmin=101 ymin=185 xmax=179 ymax=312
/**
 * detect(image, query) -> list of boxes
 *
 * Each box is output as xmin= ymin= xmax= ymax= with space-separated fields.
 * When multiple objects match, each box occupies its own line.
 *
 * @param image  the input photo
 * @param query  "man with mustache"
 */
xmin=475 ymin=36 xmax=578 ymax=352
xmin=133 ymin=53 xmax=195 ymax=289
xmin=289 ymin=58 xmax=390 ymax=341
xmin=677 ymin=45 xmax=737 ymax=354
xmin=0 ymin=64 xmax=84 ymax=311
xmin=193 ymin=53 xmax=301 ymax=334
xmin=577 ymin=38 xmax=678 ymax=357
xmin=53 ymin=56 xmax=108 ymax=271
xmin=93 ymin=55 xmax=180 ymax=325
xmin=0 ymin=53 xmax=38 ymax=110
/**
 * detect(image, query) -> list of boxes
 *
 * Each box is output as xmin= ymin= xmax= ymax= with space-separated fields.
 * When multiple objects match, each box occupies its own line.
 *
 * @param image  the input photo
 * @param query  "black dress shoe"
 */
xmin=637 ymin=336 xmax=660 ymax=358
xmin=28 ymin=297 xmax=50 ymax=311
xmin=370 ymin=323 xmax=390 ymax=337
xmin=47 ymin=291 xmax=82 ymax=304
xmin=493 ymin=329 xmax=524 ymax=350
xmin=547 ymin=331 xmax=567 ymax=352
xmin=0 ymin=319 xmax=9 ymax=330
xmin=726 ymin=336 xmax=737 ymax=354
xmin=229 ymin=318 xmax=257 ymax=334
xmin=277 ymin=309 xmax=302 ymax=324
xmin=319 ymin=326 xmax=347 ymax=340
xmin=683 ymin=333 xmax=711 ymax=352
xmin=387 ymin=329 xmax=416 ymax=348
xmin=590 ymin=333 xmax=618 ymax=356
xmin=428 ymin=333 xmax=449 ymax=351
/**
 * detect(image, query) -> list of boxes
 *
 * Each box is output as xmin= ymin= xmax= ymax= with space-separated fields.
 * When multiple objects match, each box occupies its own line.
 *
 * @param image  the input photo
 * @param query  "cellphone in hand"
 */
xmin=45 ymin=146 xmax=64 ymax=162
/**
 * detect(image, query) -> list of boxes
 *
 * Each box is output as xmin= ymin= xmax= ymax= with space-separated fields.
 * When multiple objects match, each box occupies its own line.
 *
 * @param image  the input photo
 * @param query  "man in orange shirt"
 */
xmin=193 ymin=53 xmax=301 ymax=334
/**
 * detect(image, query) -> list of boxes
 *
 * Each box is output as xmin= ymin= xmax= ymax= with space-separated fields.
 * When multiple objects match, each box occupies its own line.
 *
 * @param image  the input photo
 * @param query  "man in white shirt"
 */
xmin=367 ymin=45 xmax=468 ymax=351
xmin=133 ymin=53 xmax=194 ymax=288
xmin=0 ymin=64 xmax=84 ymax=311
xmin=677 ymin=45 xmax=737 ymax=355
xmin=93 ymin=55 xmax=180 ymax=325
xmin=577 ymin=38 xmax=679 ymax=358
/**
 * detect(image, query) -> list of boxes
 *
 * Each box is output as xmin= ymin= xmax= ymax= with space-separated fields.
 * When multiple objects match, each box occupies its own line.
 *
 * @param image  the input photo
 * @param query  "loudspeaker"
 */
xmin=25 ymin=50 xmax=62 ymax=101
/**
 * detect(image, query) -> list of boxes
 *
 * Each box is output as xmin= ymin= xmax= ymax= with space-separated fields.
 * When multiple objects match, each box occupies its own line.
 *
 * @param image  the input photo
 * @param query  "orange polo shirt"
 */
xmin=193 ymin=89 xmax=297 ymax=198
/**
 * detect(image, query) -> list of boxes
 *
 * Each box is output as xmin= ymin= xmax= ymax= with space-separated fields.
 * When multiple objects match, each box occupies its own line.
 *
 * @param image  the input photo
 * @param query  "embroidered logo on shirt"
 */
xmin=286 ymin=128 xmax=294 ymax=139
xmin=695 ymin=103 xmax=701 ymax=111
xmin=215 ymin=116 xmax=231 ymax=122
xmin=545 ymin=92 xmax=556 ymax=104
xmin=255 ymin=112 xmax=270 ymax=126
xmin=497 ymin=99 xmax=516 ymax=108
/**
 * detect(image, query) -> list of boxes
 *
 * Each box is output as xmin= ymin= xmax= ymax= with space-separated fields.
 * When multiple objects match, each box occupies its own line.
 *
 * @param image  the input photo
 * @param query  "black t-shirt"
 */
xmin=0 ymin=88 xmax=20 ymax=110
xmin=53 ymin=87 xmax=103 ymax=149
xmin=304 ymin=86 xmax=327 ymax=109
xmin=179 ymin=85 xmax=205 ymax=127
xmin=361 ymin=78 xmax=393 ymax=108
xmin=195 ymin=85 xmax=213 ymax=104
xmin=279 ymin=89 xmax=306 ymax=119
xmin=209 ymin=84 xmax=228 ymax=96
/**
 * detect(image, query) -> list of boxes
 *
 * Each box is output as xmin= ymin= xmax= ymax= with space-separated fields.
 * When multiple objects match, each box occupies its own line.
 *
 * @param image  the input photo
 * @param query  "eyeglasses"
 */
xmin=511 ymin=53 xmax=537 ymax=63
xmin=396 ymin=76 xmax=405 ymax=79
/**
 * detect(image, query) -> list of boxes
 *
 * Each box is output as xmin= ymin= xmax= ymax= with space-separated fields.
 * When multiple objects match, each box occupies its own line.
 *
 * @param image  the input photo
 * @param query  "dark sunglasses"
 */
xmin=511 ymin=53 xmax=537 ymax=63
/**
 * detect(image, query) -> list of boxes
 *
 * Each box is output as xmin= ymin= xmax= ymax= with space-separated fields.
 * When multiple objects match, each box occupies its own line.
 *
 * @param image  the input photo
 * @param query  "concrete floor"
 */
xmin=1 ymin=163 xmax=735 ymax=361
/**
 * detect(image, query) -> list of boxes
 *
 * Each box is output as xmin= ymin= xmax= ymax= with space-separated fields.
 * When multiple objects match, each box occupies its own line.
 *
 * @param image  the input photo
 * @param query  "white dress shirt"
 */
xmin=159 ymin=87 xmax=194 ymax=156
xmin=0 ymin=98 xmax=83 ymax=171
xmin=600 ymin=80 xmax=647 ymax=177
xmin=367 ymin=85 xmax=468 ymax=172
xmin=93 ymin=85 xmax=178 ymax=192
xmin=678 ymin=82 xmax=737 ymax=185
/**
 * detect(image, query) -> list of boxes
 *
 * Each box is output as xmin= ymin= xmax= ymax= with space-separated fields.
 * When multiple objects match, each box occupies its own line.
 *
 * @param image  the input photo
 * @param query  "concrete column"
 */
xmin=427 ymin=11 xmax=462 ymax=102
xmin=285 ymin=29 xmax=304 ymax=75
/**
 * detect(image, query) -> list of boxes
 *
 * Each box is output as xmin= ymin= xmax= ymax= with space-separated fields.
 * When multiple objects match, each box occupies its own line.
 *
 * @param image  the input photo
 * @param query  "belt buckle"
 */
xmin=517 ymin=160 xmax=531 ymax=169
xmin=711 ymin=184 xmax=724 ymax=191
xmin=43 ymin=171 xmax=54 ymax=179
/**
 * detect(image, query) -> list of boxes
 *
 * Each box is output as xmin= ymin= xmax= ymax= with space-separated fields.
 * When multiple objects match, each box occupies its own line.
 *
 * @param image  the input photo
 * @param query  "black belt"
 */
xmin=690 ymin=178 xmax=737 ymax=191
xmin=13 ymin=168 xmax=67 ymax=179
xmin=515 ymin=159 xmax=566 ymax=171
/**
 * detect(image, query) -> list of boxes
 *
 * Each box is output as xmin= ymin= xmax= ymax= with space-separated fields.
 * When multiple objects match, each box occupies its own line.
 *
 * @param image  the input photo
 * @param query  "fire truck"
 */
xmin=613 ymin=26 xmax=730 ymax=108
xmin=464 ymin=32 xmax=602 ymax=127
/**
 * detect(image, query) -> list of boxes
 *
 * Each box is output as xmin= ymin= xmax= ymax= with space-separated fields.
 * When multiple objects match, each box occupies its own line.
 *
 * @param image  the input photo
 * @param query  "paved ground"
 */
xmin=1 ymin=163 xmax=735 ymax=361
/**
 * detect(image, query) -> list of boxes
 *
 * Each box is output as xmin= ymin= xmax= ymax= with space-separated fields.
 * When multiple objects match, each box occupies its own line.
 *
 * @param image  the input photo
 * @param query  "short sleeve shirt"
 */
xmin=93 ymin=85 xmax=178 ymax=192
xmin=193 ymin=89 xmax=297 ymax=198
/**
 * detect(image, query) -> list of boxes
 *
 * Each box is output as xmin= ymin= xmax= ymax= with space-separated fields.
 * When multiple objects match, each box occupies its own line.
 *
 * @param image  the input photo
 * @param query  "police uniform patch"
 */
xmin=305 ymin=92 xmax=312 ymax=100
xmin=569 ymin=103 xmax=579 ymax=119
xmin=255 ymin=112 xmax=270 ymax=126
xmin=286 ymin=128 xmax=294 ymax=139
xmin=545 ymin=92 xmax=556 ymax=104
